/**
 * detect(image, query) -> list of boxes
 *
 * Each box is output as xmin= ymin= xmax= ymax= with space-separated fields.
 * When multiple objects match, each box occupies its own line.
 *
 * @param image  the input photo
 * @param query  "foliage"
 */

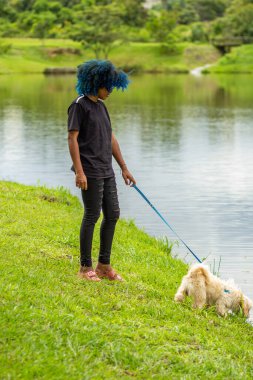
xmin=210 ymin=0 xmax=253 ymax=38
xmin=178 ymin=4 xmax=199 ymax=24
xmin=0 ymin=40 xmax=12 ymax=54
xmin=117 ymin=0 xmax=148 ymax=27
xmin=188 ymin=0 xmax=227 ymax=21
xmin=146 ymin=10 xmax=177 ymax=42
xmin=209 ymin=43 xmax=253 ymax=73
xmin=173 ymin=24 xmax=192 ymax=41
xmin=31 ymin=12 xmax=57 ymax=39
xmin=158 ymin=0 xmax=227 ymax=22
xmin=191 ymin=22 xmax=209 ymax=42
xmin=0 ymin=38 xmax=222 ymax=74
xmin=1 ymin=181 xmax=253 ymax=379
xmin=225 ymin=3 xmax=253 ymax=36
xmin=159 ymin=33 xmax=181 ymax=54
xmin=0 ymin=19 xmax=19 ymax=37
xmin=0 ymin=0 xmax=252 ymax=49
xmin=71 ymin=4 xmax=124 ymax=58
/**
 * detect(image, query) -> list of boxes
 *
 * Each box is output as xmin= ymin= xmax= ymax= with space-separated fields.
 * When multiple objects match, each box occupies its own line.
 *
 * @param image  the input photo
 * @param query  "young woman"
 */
xmin=68 ymin=60 xmax=136 ymax=282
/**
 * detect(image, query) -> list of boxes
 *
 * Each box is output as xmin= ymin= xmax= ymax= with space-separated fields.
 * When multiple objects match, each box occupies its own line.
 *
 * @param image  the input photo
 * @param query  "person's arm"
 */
xmin=112 ymin=132 xmax=136 ymax=185
xmin=68 ymin=130 xmax=87 ymax=190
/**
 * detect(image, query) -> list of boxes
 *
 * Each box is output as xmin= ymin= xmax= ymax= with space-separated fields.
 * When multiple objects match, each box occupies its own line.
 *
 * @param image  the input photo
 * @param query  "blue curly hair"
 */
xmin=76 ymin=60 xmax=130 ymax=96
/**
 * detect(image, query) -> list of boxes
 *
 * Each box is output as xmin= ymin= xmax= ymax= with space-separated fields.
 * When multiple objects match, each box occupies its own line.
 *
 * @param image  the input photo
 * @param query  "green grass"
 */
xmin=0 ymin=38 xmax=83 ymax=74
xmin=1 ymin=181 xmax=253 ymax=379
xmin=0 ymin=38 xmax=220 ymax=74
xmin=208 ymin=44 xmax=253 ymax=73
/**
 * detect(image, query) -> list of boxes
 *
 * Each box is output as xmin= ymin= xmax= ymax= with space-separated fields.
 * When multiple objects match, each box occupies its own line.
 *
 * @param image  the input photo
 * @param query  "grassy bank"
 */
xmin=207 ymin=44 xmax=253 ymax=73
xmin=0 ymin=38 xmax=220 ymax=74
xmin=1 ymin=181 xmax=253 ymax=379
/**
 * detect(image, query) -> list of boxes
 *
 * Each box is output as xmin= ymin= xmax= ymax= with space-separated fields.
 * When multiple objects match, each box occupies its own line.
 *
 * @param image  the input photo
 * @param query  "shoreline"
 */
xmin=1 ymin=180 xmax=253 ymax=379
xmin=1 ymin=38 xmax=253 ymax=75
xmin=0 ymin=39 xmax=221 ymax=75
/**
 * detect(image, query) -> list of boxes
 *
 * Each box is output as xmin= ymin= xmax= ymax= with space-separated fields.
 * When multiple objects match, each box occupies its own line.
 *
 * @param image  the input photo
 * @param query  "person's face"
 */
xmin=98 ymin=87 xmax=111 ymax=100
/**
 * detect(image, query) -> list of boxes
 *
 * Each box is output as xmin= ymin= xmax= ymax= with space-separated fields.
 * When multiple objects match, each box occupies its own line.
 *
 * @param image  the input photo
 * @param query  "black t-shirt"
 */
xmin=68 ymin=95 xmax=114 ymax=178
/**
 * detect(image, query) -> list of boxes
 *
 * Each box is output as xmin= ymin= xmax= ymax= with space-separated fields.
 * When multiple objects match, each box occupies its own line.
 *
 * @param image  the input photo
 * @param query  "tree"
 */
xmin=0 ymin=0 xmax=18 ymax=22
xmin=178 ymin=5 xmax=199 ymax=24
xmin=191 ymin=22 xmax=208 ymax=42
xmin=226 ymin=4 xmax=253 ymax=36
xmin=16 ymin=0 xmax=36 ymax=12
xmin=211 ymin=0 xmax=253 ymax=38
xmin=31 ymin=11 xmax=56 ymax=40
xmin=146 ymin=10 xmax=177 ymax=42
xmin=32 ymin=0 xmax=49 ymax=12
xmin=189 ymin=0 xmax=227 ymax=21
xmin=71 ymin=4 xmax=124 ymax=59
xmin=119 ymin=0 xmax=147 ymax=27
xmin=226 ymin=0 xmax=253 ymax=15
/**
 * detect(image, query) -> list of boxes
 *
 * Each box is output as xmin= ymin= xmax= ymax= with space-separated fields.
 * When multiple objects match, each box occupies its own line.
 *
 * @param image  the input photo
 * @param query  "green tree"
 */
xmin=71 ymin=4 xmax=124 ymax=58
xmin=191 ymin=22 xmax=208 ymax=41
xmin=32 ymin=0 xmax=49 ymax=12
xmin=226 ymin=0 xmax=253 ymax=15
xmin=211 ymin=0 xmax=253 ymax=38
xmin=0 ymin=0 xmax=18 ymax=22
xmin=189 ymin=0 xmax=227 ymax=21
xmin=30 ymin=11 xmax=56 ymax=40
xmin=178 ymin=4 xmax=199 ymax=24
xmin=16 ymin=0 xmax=36 ymax=12
xmin=226 ymin=4 xmax=253 ymax=36
xmin=146 ymin=10 xmax=177 ymax=42
xmin=119 ymin=0 xmax=147 ymax=27
xmin=161 ymin=0 xmax=186 ymax=10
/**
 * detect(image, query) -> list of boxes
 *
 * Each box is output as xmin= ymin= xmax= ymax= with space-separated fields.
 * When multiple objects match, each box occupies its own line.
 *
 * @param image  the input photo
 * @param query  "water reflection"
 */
xmin=0 ymin=73 xmax=253 ymax=303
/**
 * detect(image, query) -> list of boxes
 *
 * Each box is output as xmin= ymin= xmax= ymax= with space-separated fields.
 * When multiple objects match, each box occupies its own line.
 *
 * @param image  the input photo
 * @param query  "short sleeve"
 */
xmin=67 ymin=103 xmax=84 ymax=132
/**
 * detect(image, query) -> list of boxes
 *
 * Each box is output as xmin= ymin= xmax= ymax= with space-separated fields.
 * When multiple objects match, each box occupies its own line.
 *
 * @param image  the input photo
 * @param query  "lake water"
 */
xmin=1 ymin=73 xmax=253 ymax=308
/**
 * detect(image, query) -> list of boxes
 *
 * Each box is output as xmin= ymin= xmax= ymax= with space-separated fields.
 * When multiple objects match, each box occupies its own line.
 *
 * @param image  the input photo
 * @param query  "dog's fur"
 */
xmin=174 ymin=264 xmax=252 ymax=317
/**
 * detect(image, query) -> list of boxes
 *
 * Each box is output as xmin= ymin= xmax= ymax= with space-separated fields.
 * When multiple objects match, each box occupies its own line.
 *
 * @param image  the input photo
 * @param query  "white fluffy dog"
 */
xmin=174 ymin=264 xmax=252 ymax=317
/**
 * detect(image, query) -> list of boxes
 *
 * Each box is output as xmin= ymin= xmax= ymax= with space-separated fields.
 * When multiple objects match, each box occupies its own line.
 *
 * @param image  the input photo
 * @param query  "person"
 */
xmin=67 ymin=60 xmax=136 ymax=282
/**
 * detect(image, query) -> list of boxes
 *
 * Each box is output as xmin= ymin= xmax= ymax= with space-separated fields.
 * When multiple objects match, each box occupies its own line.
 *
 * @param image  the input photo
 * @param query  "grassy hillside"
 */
xmin=207 ymin=44 xmax=253 ymax=73
xmin=0 ymin=38 xmax=220 ymax=74
xmin=1 ymin=181 xmax=253 ymax=379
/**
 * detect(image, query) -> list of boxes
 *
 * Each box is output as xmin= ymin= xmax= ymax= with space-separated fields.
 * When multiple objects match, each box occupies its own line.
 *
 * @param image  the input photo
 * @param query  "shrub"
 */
xmin=0 ymin=40 xmax=12 ymax=54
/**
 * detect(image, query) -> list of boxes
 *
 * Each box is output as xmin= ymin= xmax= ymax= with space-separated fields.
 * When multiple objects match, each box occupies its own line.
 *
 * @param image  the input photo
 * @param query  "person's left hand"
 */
xmin=122 ymin=167 xmax=136 ymax=186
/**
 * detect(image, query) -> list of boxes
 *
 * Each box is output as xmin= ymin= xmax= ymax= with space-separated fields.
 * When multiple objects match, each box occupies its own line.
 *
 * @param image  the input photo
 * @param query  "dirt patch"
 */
xmin=184 ymin=45 xmax=221 ymax=68
xmin=45 ymin=47 xmax=81 ymax=57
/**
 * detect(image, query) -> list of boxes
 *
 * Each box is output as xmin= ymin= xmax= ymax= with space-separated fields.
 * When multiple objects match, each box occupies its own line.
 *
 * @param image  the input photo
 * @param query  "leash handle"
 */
xmin=132 ymin=184 xmax=202 ymax=264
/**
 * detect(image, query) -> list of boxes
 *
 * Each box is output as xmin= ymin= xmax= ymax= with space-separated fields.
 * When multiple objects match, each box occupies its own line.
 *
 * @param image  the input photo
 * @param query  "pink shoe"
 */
xmin=78 ymin=266 xmax=101 ymax=282
xmin=95 ymin=263 xmax=123 ymax=281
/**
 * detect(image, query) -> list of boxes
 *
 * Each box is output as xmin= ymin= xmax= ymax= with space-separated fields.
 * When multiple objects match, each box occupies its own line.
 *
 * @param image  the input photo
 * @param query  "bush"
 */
xmin=137 ymin=28 xmax=151 ymax=42
xmin=119 ymin=26 xmax=151 ymax=43
xmin=0 ymin=40 xmax=12 ymax=54
xmin=159 ymin=34 xmax=180 ymax=55
xmin=191 ymin=23 xmax=208 ymax=42
xmin=0 ymin=19 xmax=20 ymax=37
xmin=173 ymin=25 xmax=192 ymax=42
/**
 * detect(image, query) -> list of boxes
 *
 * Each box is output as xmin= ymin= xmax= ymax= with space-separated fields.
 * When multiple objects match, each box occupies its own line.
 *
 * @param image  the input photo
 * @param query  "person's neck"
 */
xmin=87 ymin=95 xmax=98 ymax=103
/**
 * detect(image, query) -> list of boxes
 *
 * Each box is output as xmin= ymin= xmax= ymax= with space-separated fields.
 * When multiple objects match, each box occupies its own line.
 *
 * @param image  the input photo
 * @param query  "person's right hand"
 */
xmin=75 ymin=172 xmax=88 ymax=190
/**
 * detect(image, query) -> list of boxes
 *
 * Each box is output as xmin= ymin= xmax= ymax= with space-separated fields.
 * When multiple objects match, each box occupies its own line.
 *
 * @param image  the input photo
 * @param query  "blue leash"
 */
xmin=132 ymin=184 xmax=202 ymax=264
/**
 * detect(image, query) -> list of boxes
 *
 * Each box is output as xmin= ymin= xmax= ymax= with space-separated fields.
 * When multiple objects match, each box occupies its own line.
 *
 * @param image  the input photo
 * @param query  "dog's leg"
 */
xmin=241 ymin=296 xmax=252 ymax=317
xmin=192 ymin=287 xmax=206 ymax=309
xmin=174 ymin=276 xmax=188 ymax=303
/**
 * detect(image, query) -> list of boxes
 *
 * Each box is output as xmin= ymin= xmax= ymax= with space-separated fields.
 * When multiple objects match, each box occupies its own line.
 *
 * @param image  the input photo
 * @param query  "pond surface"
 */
xmin=1 ymin=73 xmax=253 ymax=306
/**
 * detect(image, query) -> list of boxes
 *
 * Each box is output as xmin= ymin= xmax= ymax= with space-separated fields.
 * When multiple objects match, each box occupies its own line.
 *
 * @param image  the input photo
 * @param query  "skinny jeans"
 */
xmin=80 ymin=176 xmax=120 ymax=267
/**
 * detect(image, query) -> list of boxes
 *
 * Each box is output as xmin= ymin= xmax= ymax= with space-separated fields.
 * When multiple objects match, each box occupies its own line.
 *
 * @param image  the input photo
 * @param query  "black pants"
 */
xmin=80 ymin=176 xmax=120 ymax=267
